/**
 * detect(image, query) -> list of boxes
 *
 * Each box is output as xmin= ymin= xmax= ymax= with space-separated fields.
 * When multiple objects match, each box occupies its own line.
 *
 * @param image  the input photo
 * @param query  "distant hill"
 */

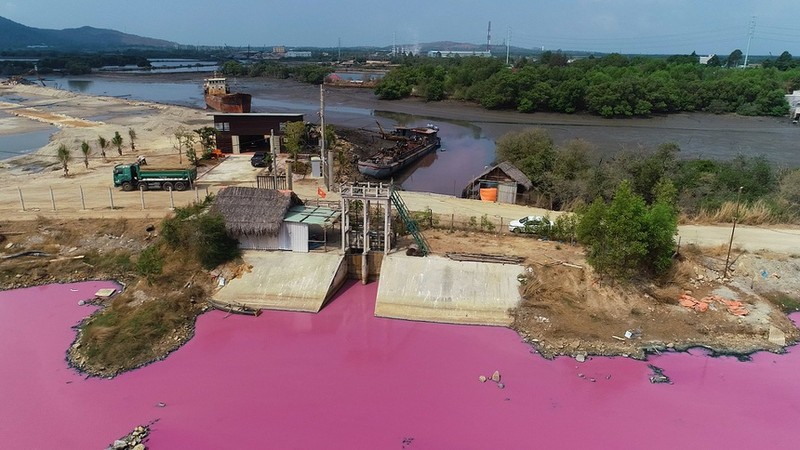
xmin=0 ymin=16 xmax=177 ymax=51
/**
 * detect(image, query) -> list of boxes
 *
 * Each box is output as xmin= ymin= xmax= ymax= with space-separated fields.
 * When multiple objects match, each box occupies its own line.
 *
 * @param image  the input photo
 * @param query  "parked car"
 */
xmin=250 ymin=152 xmax=270 ymax=168
xmin=508 ymin=215 xmax=551 ymax=234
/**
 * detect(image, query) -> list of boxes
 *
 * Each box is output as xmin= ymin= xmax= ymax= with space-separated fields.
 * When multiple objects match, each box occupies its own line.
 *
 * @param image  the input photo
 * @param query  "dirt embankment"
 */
xmin=423 ymin=228 xmax=800 ymax=359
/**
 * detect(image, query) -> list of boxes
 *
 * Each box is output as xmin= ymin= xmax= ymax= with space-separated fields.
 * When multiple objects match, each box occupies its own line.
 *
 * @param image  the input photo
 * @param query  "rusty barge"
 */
xmin=203 ymin=76 xmax=252 ymax=113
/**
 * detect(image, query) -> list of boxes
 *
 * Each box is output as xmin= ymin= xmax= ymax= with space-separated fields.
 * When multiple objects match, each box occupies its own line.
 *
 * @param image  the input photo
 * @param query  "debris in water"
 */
xmin=647 ymin=364 xmax=672 ymax=384
xmin=491 ymin=370 xmax=501 ymax=382
xmin=478 ymin=375 xmax=487 ymax=383
xmin=157 ymin=401 xmax=166 ymax=407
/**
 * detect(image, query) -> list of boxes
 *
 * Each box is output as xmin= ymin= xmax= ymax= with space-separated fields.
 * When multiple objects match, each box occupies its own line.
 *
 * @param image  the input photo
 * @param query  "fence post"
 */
xmin=80 ymin=186 xmax=86 ymax=210
xmin=195 ymin=185 xmax=199 ymax=203
xmin=499 ymin=217 xmax=503 ymax=235
xmin=49 ymin=186 xmax=56 ymax=211
xmin=451 ymin=214 xmax=454 ymax=231
xmin=169 ymin=186 xmax=175 ymax=210
xmin=140 ymin=185 xmax=146 ymax=210
xmin=108 ymin=187 xmax=115 ymax=210
xmin=205 ymin=186 xmax=209 ymax=198
xmin=18 ymin=187 xmax=25 ymax=211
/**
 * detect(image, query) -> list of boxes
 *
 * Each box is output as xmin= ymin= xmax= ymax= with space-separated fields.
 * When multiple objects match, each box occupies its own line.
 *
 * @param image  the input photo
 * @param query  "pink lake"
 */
xmin=1 ymin=280 xmax=799 ymax=449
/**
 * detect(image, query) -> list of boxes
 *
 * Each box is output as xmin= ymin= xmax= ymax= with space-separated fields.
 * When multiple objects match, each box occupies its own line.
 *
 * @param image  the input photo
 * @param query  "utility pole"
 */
xmin=724 ymin=186 xmax=744 ymax=277
xmin=506 ymin=27 xmax=511 ymax=65
xmin=270 ymin=128 xmax=277 ymax=183
xmin=320 ymin=84 xmax=328 ymax=190
xmin=338 ymin=37 xmax=341 ymax=62
xmin=743 ymin=17 xmax=756 ymax=68
xmin=487 ymin=21 xmax=492 ymax=53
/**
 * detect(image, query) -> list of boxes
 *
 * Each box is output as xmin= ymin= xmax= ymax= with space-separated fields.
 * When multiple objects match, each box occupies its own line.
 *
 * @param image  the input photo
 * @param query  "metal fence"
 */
xmin=2 ymin=184 xmax=216 ymax=215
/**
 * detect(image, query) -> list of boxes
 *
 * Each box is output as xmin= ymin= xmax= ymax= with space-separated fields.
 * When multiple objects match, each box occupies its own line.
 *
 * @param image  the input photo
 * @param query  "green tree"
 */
xmin=283 ymin=121 xmax=307 ymax=158
xmin=220 ymin=60 xmax=245 ymax=76
xmin=173 ymin=126 xmax=195 ymax=165
xmin=111 ymin=131 xmax=124 ymax=156
xmin=80 ymin=140 xmax=91 ymax=169
xmin=495 ymin=128 xmax=557 ymax=203
xmin=646 ymin=180 xmax=680 ymax=274
xmin=577 ymin=180 xmax=677 ymax=280
xmin=56 ymin=143 xmax=71 ymax=177
xmin=97 ymin=136 xmax=109 ymax=161
xmin=128 ymin=128 xmax=137 ymax=152
xmin=727 ymin=49 xmax=743 ymax=68
xmin=194 ymin=126 xmax=217 ymax=159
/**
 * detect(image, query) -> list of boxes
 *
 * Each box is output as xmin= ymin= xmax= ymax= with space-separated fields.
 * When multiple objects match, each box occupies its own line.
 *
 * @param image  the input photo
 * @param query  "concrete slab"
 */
xmin=214 ymin=250 xmax=346 ymax=313
xmin=198 ymin=155 xmax=263 ymax=185
xmin=374 ymin=253 xmax=524 ymax=326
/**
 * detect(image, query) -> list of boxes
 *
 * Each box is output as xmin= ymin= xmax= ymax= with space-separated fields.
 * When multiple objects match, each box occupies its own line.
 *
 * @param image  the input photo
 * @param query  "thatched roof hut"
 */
xmin=462 ymin=161 xmax=533 ymax=201
xmin=213 ymin=187 xmax=302 ymax=236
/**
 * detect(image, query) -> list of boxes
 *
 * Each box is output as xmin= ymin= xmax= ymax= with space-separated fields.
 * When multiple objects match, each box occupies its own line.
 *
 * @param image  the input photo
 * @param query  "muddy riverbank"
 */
xmin=73 ymin=71 xmax=800 ymax=167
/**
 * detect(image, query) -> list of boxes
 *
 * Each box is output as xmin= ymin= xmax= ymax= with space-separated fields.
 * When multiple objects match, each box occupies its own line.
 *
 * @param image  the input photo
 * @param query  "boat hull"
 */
xmin=205 ymin=92 xmax=252 ymax=113
xmin=358 ymin=141 xmax=439 ymax=178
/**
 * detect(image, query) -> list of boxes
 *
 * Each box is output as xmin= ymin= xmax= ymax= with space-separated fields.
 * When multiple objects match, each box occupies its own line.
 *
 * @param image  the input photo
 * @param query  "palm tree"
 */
xmin=97 ymin=136 xmax=109 ymax=162
xmin=56 ymin=144 xmax=71 ymax=177
xmin=112 ymin=131 xmax=124 ymax=156
xmin=128 ymin=128 xmax=137 ymax=151
xmin=80 ymin=141 xmax=91 ymax=169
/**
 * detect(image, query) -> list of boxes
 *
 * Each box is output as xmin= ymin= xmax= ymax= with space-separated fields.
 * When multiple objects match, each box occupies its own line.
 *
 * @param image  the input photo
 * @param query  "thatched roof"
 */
xmin=213 ymin=187 xmax=302 ymax=236
xmin=463 ymin=161 xmax=533 ymax=193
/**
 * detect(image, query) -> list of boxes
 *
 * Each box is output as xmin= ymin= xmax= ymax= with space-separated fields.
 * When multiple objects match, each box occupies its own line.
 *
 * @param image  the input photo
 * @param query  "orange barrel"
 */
xmin=479 ymin=187 xmax=498 ymax=202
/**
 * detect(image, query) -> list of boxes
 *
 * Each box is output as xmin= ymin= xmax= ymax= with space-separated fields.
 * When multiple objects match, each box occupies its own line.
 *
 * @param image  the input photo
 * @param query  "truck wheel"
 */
xmin=122 ymin=182 xmax=133 ymax=191
xmin=140 ymin=183 xmax=149 ymax=191
xmin=174 ymin=181 xmax=187 ymax=191
xmin=161 ymin=182 xmax=173 ymax=191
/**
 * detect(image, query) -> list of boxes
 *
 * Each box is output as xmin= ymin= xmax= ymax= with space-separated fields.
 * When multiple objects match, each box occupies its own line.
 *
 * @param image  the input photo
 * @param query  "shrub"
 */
xmin=195 ymin=213 xmax=241 ymax=269
xmin=136 ymin=245 xmax=163 ymax=280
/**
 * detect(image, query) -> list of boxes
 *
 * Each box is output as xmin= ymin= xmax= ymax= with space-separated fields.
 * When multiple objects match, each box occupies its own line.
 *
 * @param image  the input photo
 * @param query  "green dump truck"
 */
xmin=113 ymin=163 xmax=197 ymax=191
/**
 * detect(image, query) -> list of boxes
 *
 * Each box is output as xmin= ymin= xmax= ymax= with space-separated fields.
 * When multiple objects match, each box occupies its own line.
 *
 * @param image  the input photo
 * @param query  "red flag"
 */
xmin=317 ymin=187 xmax=327 ymax=198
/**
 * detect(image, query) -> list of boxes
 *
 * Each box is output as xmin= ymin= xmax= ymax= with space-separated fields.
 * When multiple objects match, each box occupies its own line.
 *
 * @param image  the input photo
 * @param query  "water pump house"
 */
xmin=213 ymin=187 xmax=340 ymax=252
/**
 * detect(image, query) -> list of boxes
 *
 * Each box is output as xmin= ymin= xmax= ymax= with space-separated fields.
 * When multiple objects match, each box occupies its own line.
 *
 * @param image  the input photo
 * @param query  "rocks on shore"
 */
xmin=107 ymin=424 xmax=149 ymax=450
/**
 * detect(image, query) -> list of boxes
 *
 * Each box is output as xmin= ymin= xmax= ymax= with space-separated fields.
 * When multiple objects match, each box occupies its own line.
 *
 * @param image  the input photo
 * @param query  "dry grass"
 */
xmin=694 ymin=199 xmax=781 ymax=225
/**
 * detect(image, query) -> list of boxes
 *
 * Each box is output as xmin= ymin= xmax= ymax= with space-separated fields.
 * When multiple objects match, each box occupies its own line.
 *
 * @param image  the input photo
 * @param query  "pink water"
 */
xmin=1 ymin=281 xmax=799 ymax=449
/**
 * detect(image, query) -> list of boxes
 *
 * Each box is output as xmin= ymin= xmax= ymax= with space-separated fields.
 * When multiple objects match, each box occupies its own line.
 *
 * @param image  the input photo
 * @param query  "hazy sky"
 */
xmin=2 ymin=0 xmax=799 ymax=55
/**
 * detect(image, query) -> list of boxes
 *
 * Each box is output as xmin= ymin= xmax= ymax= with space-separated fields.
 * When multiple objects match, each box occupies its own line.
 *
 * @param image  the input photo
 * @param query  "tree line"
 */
xmin=374 ymin=52 xmax=800 ymax=117
xmin=218 ymin=60 xmax=333 ymax=85
xmin=495 ymin=128 xmax=799 ymax=223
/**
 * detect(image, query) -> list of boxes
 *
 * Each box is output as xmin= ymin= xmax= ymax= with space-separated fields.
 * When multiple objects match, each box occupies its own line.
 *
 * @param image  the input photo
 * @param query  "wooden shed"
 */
xmin=462 ymin=161 xmax=533 ymax=204
xmin=213 ymin=187 xmax=340 ymax=252
xmin=213 ymin=113 xmax=304 ymax=154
